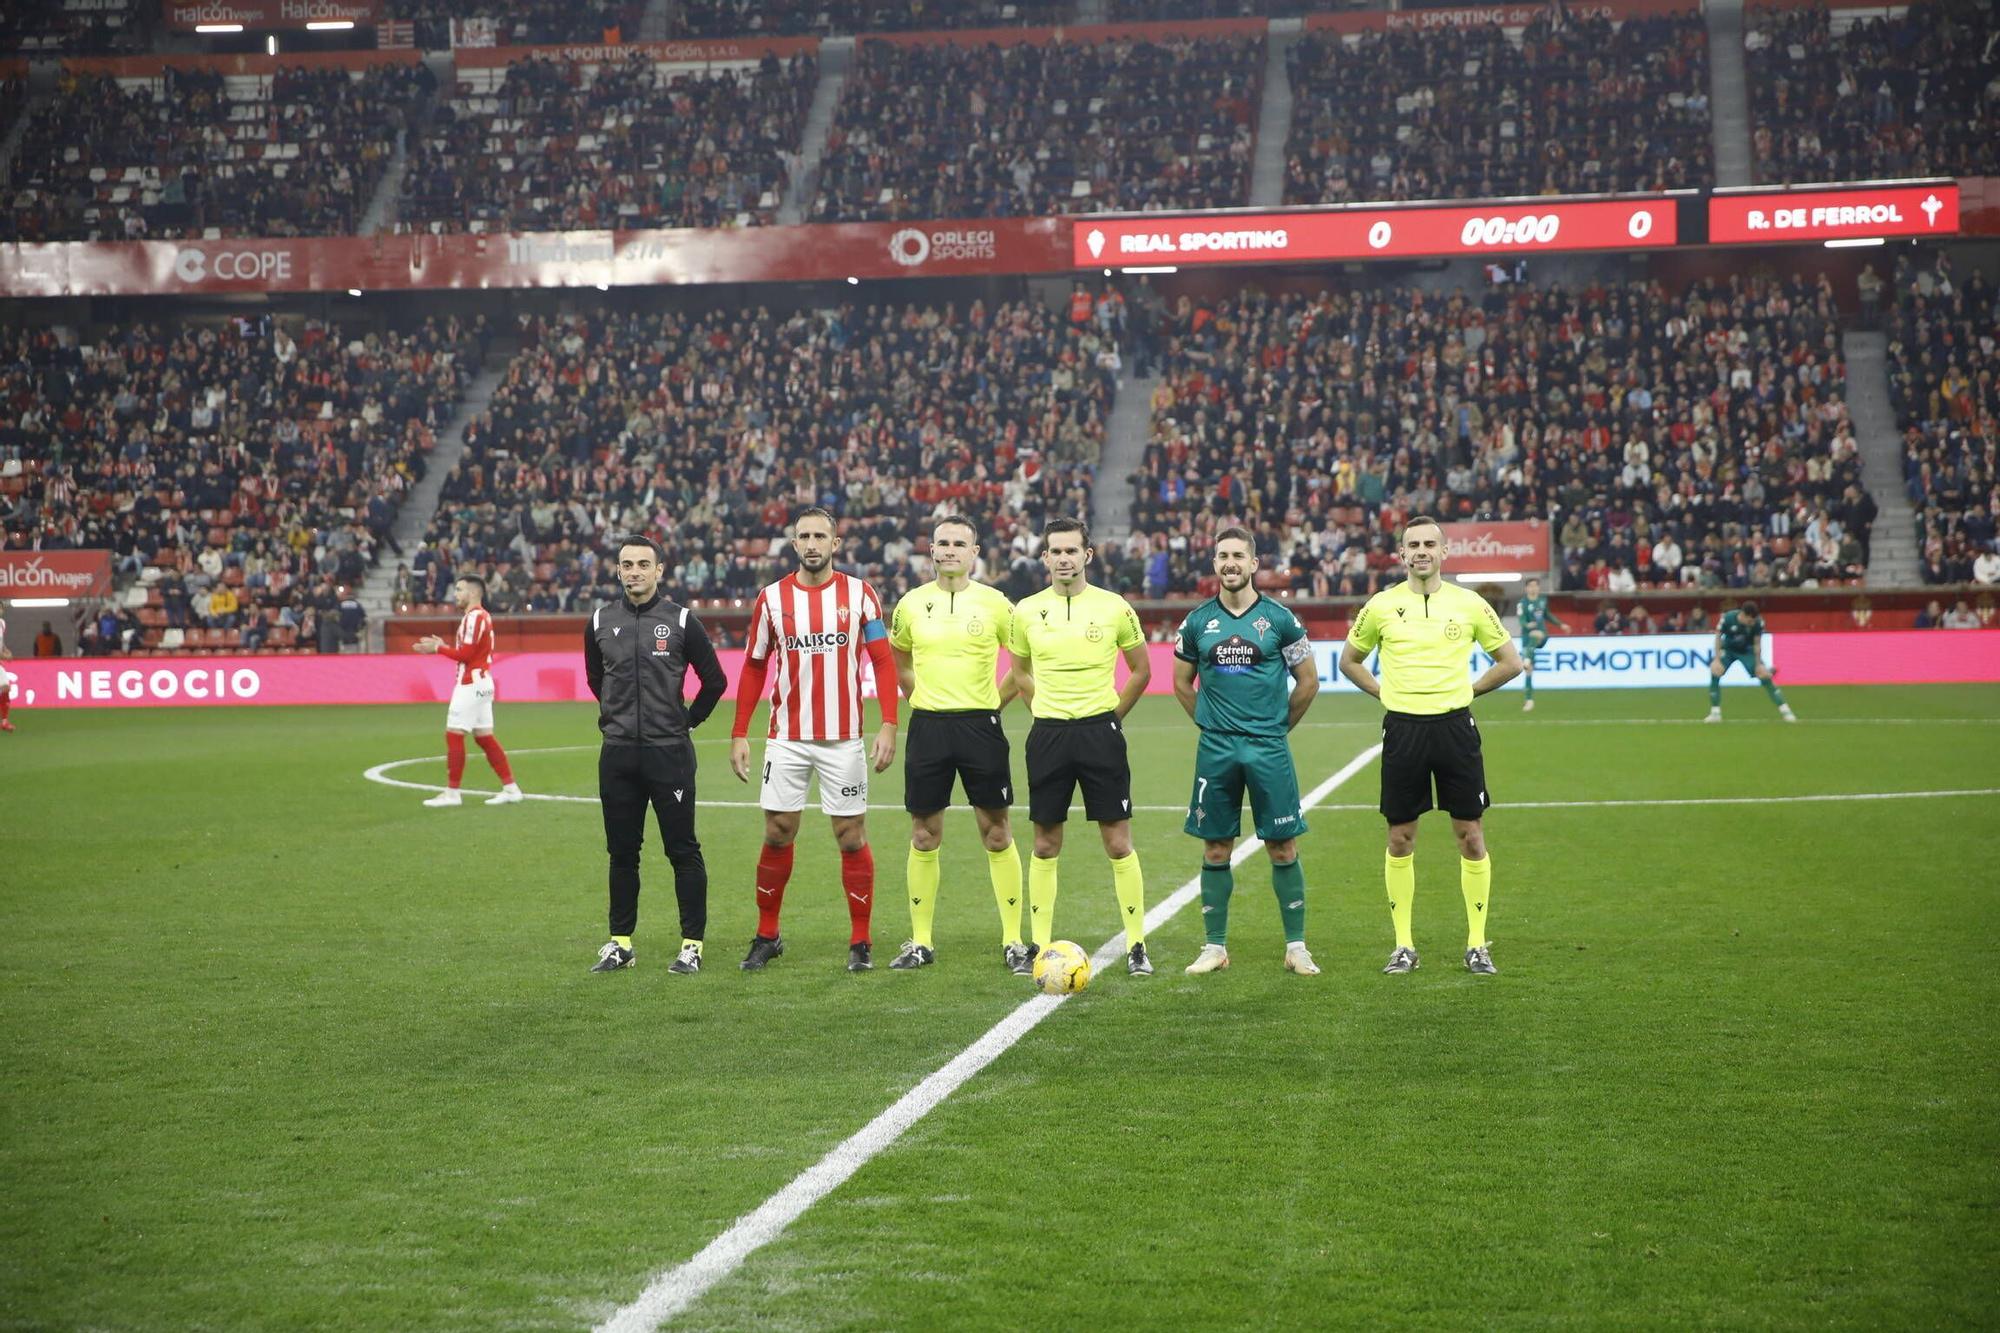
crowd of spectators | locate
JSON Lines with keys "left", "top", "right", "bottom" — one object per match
{"left": 1, "top": 0, "right": 141, "bottom": 55}
{"left": 384, "top": 0, "right": 633, "bottom": 51}
{"left": 1285, "top": 11, "right": 1711, "bottom": 205}
{"left": 399, "top": 50, "right": 815, "bottom": 233}
{"left": 1746, "top": 0, "right": 2000, "bottom": 184}
{"left": 4, "top": 62, "right": 435, "bottom": 243}
{"left": 671, "top": 1, "right": 1070, "bottom": 38}
{"left": 811, "top": 34, "right": 1260, "bottom": 222}
{"left": 1885, "top": 251, "right": 1999, "bottom": 586}
{"left": 414, "top": 297, "right": 1115, "bottom": 618}
{"left": 1127, "top": 273, "right": 1873, "bottom": 598}
{"left": 0, "top": 314, "right": 484, "bottom": 653}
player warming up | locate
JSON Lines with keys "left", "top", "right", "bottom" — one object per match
{"left": 1340, "top": 517, "right": 1522, "bottom": 976}
{"left": 731, "top": 507, "right": 899, "bottom": 973}
{"left": 1006, "top": 518, "right": 1155, "bottom": 977}
{"left": 886, "top": 516, "right": 1029, "bottom": 973}
{"left": 414, "top": 575, "right": 523, "bottom": 807}
{"left": 1173, "top": 527, "right": 1322, "bottom": 977}
{"left": 1705, "top": 600, "right": 1796, "bottom": 723}
{"left": 1515, "top": 577, "right": 1565, "bottom": 712}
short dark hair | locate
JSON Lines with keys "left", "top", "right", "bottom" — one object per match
{"left": 794, "top": 505, "right": 837, "bottom": 533}
{"left": 1739, "top": 599, "right": 1760, "bottom": 616}
{"left": 615, "top": 535, "right": 666, "bottom": 564}
{"left": 1400, "top": 515, "right": 1443, "bottom": 541}
{"left": 933, "top": 513, "right": 979, "bottom": 542}
{"left": 1213, "top": 525, "right": 1256, "bottom": 553}
{"left": 1043, "top": 516, "right": 1090, "bottom": 548}
{"left": 455, "top": 574, "right": 488, "bottom": 600}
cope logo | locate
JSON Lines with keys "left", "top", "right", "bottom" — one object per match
{"left": 172, "top": 247, "right": 294, "bottom": 284}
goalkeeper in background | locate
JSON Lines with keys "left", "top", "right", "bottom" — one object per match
{"left": 1515, "top": 577, "right": 1565, "bottom": 712}
{"left": 1705, "top": 600, "right": 1796, "bottom": 723}
{"left": 1172, "top": 527, "right": 1322, "bottom": 977}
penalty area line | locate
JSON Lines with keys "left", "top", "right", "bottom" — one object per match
{"left": 593, "top": 738, "right": 1384, "bottom": 1333}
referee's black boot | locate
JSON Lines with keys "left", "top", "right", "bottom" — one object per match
{"left": 591, "top": 941, "right": 635, "bottom": 972}
{"left": 889, "top": 941, "right": 935, "bottom": 970}
{"left": 740, "top": 934, "right": 784, "bottom": 970}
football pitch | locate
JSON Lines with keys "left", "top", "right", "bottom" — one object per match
{"left": 4, "top": 685, "right": 1998, "bottom": 1330}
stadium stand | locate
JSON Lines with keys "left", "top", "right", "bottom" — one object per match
{"left": 1128, "top": 275, "right": 1871, "bottom": 597}
{"left": 810, "top": 33, "right": 1262, "bottom": 222}
{"left": 385, "top": 0, "right": 634, "bottom": 52}
{"left": 0, "top": 315, "right": 483, "bottom": 653}
{"left": 1284, "top": 10, "right": 1712, "bottom": 204}
{"left": 414, "top": 298, "right": 1115, "bottom": 615}
{"left": 670, "top": 1, "right": 1072, "bottom": 38}
{"left": 3, "top": 61, "right": 436, "bottom": 243}
{"left": 1745, "top": 0, "right": 2000, "bottom": 185}
{"left": 398, "top": 49, "right": 816, "bottom": 233}
{"left": 1, "top": 0, "right": 142, "bottom": 55}
{"left": 1885, "top": 251, "right": 1999, "bottom": 586}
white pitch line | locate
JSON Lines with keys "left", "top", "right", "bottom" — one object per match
{"left": 593, "top": 739, "right": 1385, "bottom": 1333}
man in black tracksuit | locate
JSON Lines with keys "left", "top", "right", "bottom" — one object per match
{"left": 584, "top": 537, "right": 728, "bottom": 975}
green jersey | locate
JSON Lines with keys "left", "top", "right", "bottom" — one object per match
{"left": 1175, "top": 594, "right": 1311, "bottom": 736}
{"left": 1518, "top": 593, "right": 1554, "bottom": 636}
{"left": 1717, "top": 609, "right": 1763, "bottom": 657}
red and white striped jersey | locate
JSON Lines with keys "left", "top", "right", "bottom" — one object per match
{"left": 451, "top": 606, "right": 494, "bottom": 685}
{"left": 746, "top": 572, "right": 885, "bottom": 741}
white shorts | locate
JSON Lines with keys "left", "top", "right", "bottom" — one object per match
{"left": 760, "top": 737, "right": 869, "bottom": 816}
{"left": 445, "top": 678, "right": 495, "bottom": 732}
{"left": 0, "top": 665, "right": 14, "bottom": 693}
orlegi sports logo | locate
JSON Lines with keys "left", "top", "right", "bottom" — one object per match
{"left": 888, "top": 227, "right": 997, "bottom": 267}
{"left": 784, "top": 631, "right": 850, "bottom": 653}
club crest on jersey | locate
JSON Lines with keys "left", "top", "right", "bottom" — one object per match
{"left": 1253, "top": 616, "right": 1272, "bottom": 640}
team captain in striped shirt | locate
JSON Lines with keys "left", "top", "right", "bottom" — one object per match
{"left": 729, "top": 506, "right": 901, "bottom": 972}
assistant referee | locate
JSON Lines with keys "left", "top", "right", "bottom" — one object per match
{"left": 1340, "top": 516, "right": 1522, "bottom": 977}
{"left": 885, "top": 515, "right": 1028, "bottom": 974}
{"left": 583, "top": 536, "right": 728, "bottom": 976}
{"left": 1005, "top": 517, "right": 1156, "bottom": 977}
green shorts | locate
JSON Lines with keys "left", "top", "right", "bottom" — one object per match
{"left": 1184, "top": 731, "right": 1307, "bottom": 842}
{"left": 1715, "top": 649, "right": 1761, "bottom": 678}
{"left": 1520, "top": 630, "right": 1548, "bottom": 658}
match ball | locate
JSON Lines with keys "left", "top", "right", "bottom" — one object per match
{"left": 1033, "top": 940, "right": 1092, "bottom": 996}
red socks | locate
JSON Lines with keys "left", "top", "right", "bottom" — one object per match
{"left": 756, "top": 843, "right": 794, "bottom": 938}
{"left": 444, "top": 732, "right": 466, "bottom": 788}
{"left": 842, "top": 845, "right": 875, "bottom": 945}
{"left": 0, "top": 689, "right": 10, "bottom": 721}
{"left": 475, "top": 734, "right": 513, "bottom": 784}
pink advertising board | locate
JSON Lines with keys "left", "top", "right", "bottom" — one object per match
{"left": 7, "top": 633, "right": 1996, "bottom": 710}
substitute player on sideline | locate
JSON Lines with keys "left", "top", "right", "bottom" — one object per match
{"left": 414, "top": 575, "right": 524, "bottom": 807}
{"left": 1515, "top": 576, "right": 1565, "bottom": 712}
{"left": 886, "top": 515, "right": 1029, "bottom": 973}
{"left": 730, "top": 507, "right": 899, "bottom": 973}
{"left": 1704, "top": 600, "right": 1796, "bottom": 723}
{"left": 1172, "top": 527, "right": 1322, "bottom": 977}
{"left": 1340, "top": 516, "right": 1522, "bottom": 976}
{"left": 584, "top": 537, "right": 729, "bottom": 975}
{"left": 1005, "top": 517, "right": 1155, "bottom": 977}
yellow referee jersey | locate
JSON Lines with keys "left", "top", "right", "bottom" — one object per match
{"left": 1345, "top": 579, "right": 1510, "bottom": 714}
{"left": 889, "top": 579, "right": 1015, "bottom": 711}
{"left": 1008, "top": 584, "right": 1144, "bottom": 720}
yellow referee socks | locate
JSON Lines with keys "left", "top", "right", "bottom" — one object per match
{"left": 906, "top": 846, "right": 941, "bottom": 950}
{"left": 987, "top": 842, "right": 1024, "bottom": 945}
{"left": 1028, "top": 855, "right": 1060, "bottom": 949}
{"left": 1385, "top": 852, "right": 1416, "bottom": 951}
{"left": 1460, "top": 855, "right": 1491, "bottom": 949}
{"left": 1110, "top": 851, "right": 1146, "bottom": 946}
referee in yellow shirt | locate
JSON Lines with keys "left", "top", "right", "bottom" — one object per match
{"left": 885, "top": 516, "right": 1030, "bottom": 973}
{"left": 1005, "top": 517, "right": 1156, "bottom": 977}
{"left": 1340, "top": 516, "right": 1523, "bottom": 976}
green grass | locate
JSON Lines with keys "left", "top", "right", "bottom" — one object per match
{"left": 4, "top": 687, "right": 1998, "bottom": 1330}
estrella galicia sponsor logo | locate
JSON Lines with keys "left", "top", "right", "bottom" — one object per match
{"left": 1211, "top": 635, "right": 1261, "bottom": 675}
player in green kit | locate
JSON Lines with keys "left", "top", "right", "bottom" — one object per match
{"left": 886, "top": 516, "right": 1030, "bottom": 972}
{"left": 1171, "top": 527, "right": 1322, "bottom": 976}
{"left": 1705, "top": 600, "right": 1796, "bottom": 722}
{"left": 1515, "top": 577, "right": 1565, "bottom": 712}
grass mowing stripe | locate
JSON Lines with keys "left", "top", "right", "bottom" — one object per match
{"left": 595, "top": 739, "right": 1384, "bottom": 1333}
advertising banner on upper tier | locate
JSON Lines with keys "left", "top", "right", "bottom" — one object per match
{"left": 11, "top": 632, "right": 1997, "bottom": 710}
{"left": 0, "top": 551, "right": 115, "bottom": 599}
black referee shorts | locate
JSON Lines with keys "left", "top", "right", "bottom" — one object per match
{"left": 1380, "top": 707, "right": 1491, "bottom": 825}
{"left": 1026, "top": 712, "right": 1133, "bottom": 826}
{"left": 904, "top": 708, "right": 1013, "bottom": 814}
